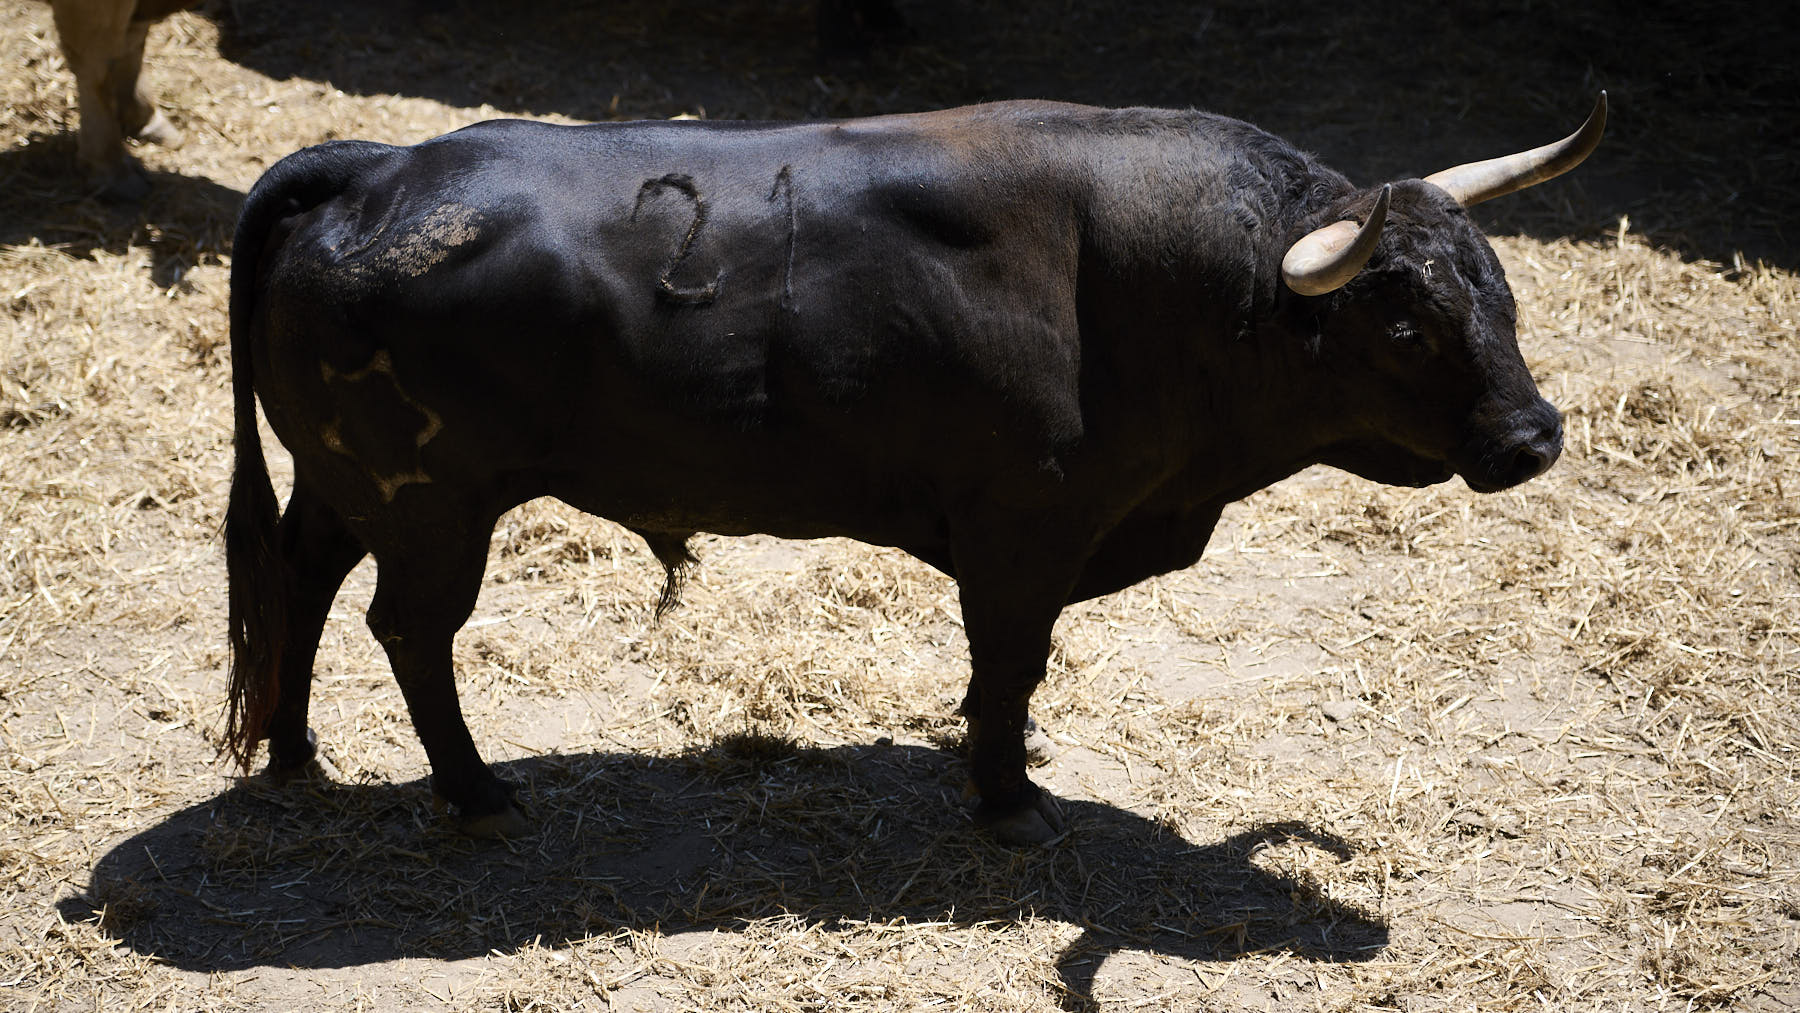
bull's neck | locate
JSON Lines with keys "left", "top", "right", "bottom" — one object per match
{"left": 1049, "top": 114, "right": 1358, "bottom": 504}
{"left": 1074, "top": 229, "right": 1342, "bottom": 509}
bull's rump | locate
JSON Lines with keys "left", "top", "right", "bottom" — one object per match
{"left": 248, "top": 112, "right": 1086, "bottom": 545}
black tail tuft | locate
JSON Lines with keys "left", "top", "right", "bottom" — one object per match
{"left": 223, "top": 439, "right": 287, "bottom": 771}
{"left": 642, "top": 532, "right": 699, "bottom": 621}
{"left": 221, "top": 140, "right": 391, "bottom": 769}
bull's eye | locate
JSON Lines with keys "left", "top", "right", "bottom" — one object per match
{"left": 1388, "top": 321, "right": 1425, "bottom": 349}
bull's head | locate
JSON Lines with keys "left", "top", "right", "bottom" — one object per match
{"left": 1280, "top": 94, "right": 1605, "bottom": 494}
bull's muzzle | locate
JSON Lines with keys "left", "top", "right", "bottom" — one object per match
{"left": 1464, "top": 400, "right": 1563, "bottom": 492}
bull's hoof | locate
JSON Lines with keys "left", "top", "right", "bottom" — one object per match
{"left": 458, "top": 801, "right": 532, "bottom": 839}
{"left": 975, "top": 786, "right": 1068, "bottom": 846}
{"left": 264, "top": 728, "right": 338, "bottom": 784}
{"left": 436, "top": 775, "right": 530, "bottom": 839}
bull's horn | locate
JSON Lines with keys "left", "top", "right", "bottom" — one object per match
{"left": 1282, "top": 183, "right": 1391, "bottom": 297}
{"left": 1424, "top": 92, "right": 1607, "bottom": 207}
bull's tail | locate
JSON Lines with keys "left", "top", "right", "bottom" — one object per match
{"left": 223, "top": 141, "right": 391, "bottom": 770}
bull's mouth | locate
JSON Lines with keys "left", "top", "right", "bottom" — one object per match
{"left": 1454, "top": 447, "right": 1561, "bottom": 493}
{"left": 1460, "top": 471, "right": 1516, "bottom": 494}
{"left": 1411, "top": 462, "right": 1458, "bottom": 487}
{"left": 1459, "top": 463, "right": 1550, "bottom": 494}
{"left": 1460, "top": 475, "right": 1507, "bottom": 494}
{"left": 1392, "top": 458, "right": 1456, "bottom": 488}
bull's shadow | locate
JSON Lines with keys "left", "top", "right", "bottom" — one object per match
{"left": 60, "top": 741, "right": 1386, "bottom": 1006}
{"left": 0, "top": 133, "right": 242, "bottom": 287}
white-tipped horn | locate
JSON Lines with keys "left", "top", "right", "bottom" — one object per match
{"left": 1424, "top": 92, "right": 1607, "bottom": 207}
{"left": 1282, "top": 184, "right": 1391, "bottom": 297}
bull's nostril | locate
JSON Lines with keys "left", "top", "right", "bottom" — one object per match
{"left": 1509, "top": 444, "right": 1556, "bottom": 483}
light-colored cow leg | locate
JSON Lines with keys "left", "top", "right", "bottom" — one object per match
{"left": 110, "top": 18, "right": 180, "bottom": 147}
{"left": 50, "top": 0, "right": 150, "bottom": 200}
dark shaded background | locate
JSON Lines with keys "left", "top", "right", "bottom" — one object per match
{"left": 209, "top": 0, "right": 1795, "bottom": 268}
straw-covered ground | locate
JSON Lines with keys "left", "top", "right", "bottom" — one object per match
{"left": 2, "top": 1, "right": 1796, "bottom": 1009}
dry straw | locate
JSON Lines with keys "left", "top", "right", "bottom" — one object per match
{"left": 2, "top": 1, "right": 1796, "bottom": 1010}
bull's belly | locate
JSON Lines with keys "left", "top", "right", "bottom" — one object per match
{"left": 542, "top": 456, "right": 955, "bottom": 565}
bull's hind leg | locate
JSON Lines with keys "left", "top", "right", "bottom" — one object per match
{"left": 264, "top": 481, "right": 367, "bottom": 778}
{"left": 363, "top": 509, "right": 525, "bottom": 838}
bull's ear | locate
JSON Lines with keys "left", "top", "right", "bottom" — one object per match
{"left": 1424, "top": 92, "right": 1606, "bottom": 207}
{"left": 1281, "top": 184, "right": 1391, "bottom": 297}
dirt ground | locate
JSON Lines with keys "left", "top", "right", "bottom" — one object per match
{"left": 3, "top": 1, "right": 1797, "bottom": 1010}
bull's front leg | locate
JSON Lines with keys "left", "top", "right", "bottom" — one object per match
{"left": 958, "top": 691, "right": 1057, "bottom": 767}
{"left": 952, "top": 537, "right": 1082, "bottom": 846}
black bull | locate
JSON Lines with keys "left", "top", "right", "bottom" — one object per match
{"left": 226, "top": 97, "right": 1603, "bottom": 843}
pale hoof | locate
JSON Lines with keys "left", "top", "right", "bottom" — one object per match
{"left": 134, "top": 109, "right": 182, "bottom": 148}
{"left": 459, "top": 802, "right": 532, "bottom": 839}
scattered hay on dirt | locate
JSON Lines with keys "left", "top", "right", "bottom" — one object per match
{"left": 3, "top": 1, "right": 1797, "bottom": 1010}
